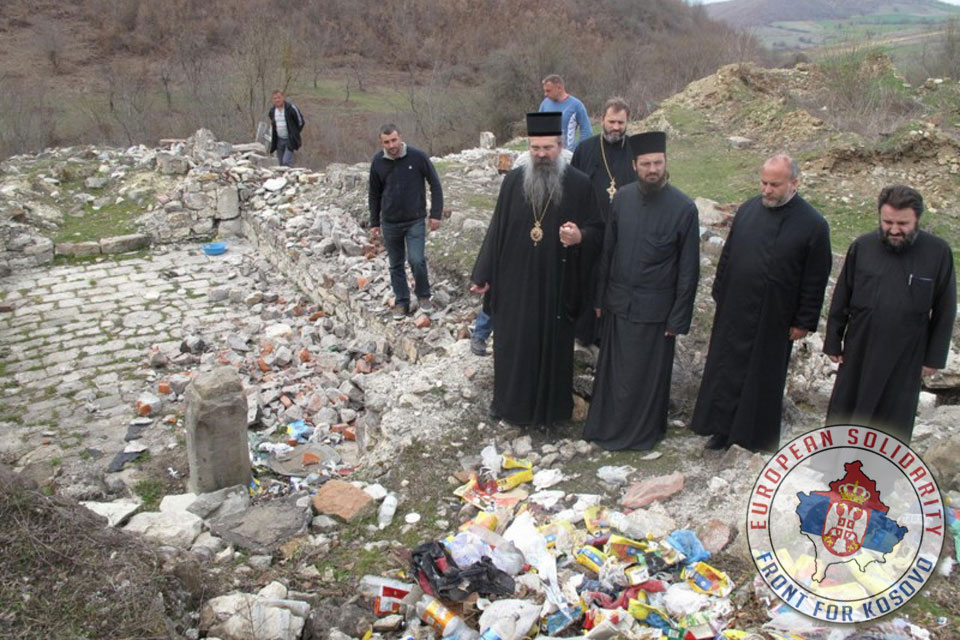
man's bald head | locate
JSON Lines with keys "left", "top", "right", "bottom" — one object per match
{"left": 760, "top": 154, "right": 799, "bottom": 208}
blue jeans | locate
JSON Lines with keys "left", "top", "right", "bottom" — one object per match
{"left": 474, "top": 310, "right": 493, "bottom": 340}
{"left": 275, "top": 138, "right": 294, "bottom": 166}
{"left": 382, "top": 218, "right": 430, "bottom": 307}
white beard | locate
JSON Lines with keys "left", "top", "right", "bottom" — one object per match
{"left": 522, "top": 154, "right": 567, "bottom": 210}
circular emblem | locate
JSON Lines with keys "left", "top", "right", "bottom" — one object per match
{"left": 746, "top": 425, "right": 943, "bottom": 623}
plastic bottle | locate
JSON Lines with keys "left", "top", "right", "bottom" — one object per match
{"left": 416, "top": 594, "right": 477, "bottom": 638}
{"left": 378, "top": 493, "right": 398, "bottom": 529}
{"left": 607, "top": 510, "right": 645, "bottom": 540}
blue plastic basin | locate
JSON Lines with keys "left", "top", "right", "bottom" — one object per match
{"left": 203, "top": 242, "right": 227, "bottom": 256}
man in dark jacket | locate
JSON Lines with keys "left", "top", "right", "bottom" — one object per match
{"left": 369, "top": 124, "right": 444, "bottom": 318}
{"left": 268, "top": 90, "right": 305, "bottom": 167}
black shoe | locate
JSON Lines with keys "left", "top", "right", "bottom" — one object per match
{"left": 705, "top": 433, "right": 728, "bottom": 450}
{"left": 470, "top": 336, "right": 488, "bottom": 356}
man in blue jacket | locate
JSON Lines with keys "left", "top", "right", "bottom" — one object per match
{"left": 369, "top": 124, "right": 444, "bottom": 318}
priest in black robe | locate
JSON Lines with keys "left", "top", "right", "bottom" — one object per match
{"left": 824, "top": 185, "right": 956, "bottom": 443}
{"left": 571, "top": 97, "right": 638, "bottom": 345}
{"left": 470, "top": 113, "right": 602, "bottom": 428}
{"left": 583, "top": 132, "right": 700, "bottom": 450}
{"left": 691, "top": 154, "right": 832, "bottom": 452}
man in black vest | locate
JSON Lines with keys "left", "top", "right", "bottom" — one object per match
{"left": 268, "top": 90, "right": 305, "bottom": 167}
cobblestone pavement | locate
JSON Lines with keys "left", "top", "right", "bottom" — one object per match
{"left": 0, "top": 243, "right": 254, "bottom": 480}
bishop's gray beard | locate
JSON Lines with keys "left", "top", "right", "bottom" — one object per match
{"left": 523, "top": 155, "right": 567, "bottom": 210}
{"left": 638, "top": 170, "right": 669, "bottom": 195}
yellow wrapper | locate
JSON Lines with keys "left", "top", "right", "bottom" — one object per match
{"left": 683, "top": 561, "right": 733, "bottom": 597}
{"left": 583, "top": 505, "right": 610, "bottom": 534}
{"left": 502, "top": 455, "right": 533, "bottom": 470}
{"left": 575, "top": 546, "right": 608, "bottom": 574}
{"left": 606, "top": 534, "right": 648, "bottom": 563}
{"left": 496, "top": 469, "right": 533, "bottom": 491}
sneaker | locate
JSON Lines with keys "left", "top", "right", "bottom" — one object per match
{"left": 418, "top": 297, "right": 435, "bottom": 313}
{"left": 470, "top": 335, "right": 488, "bottom": 356}
{"left": 391, "top": 303, "right": 409, "bottom": 319}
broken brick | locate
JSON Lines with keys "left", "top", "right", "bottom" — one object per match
{"left": 311, "top": 479, "right": 374, "bottom": 522}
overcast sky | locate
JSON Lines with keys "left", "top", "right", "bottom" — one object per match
{"left": 697, "top": 0, "right": 960, "bottom": 5}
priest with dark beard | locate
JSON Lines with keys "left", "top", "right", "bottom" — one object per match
{"left": 571, "top": 97, "right": 638, "bottom": 344}
{"left": 470, "top": 112, "right": 602, "bottom": 428}
{"left": 691, "top": 154, "right": 832, "bottom": 452}
{"left": 824, "top": 185, "right": 956, "bottom": 443}
{"left": 583, "top": 132, "right": 699, "bottom": 450}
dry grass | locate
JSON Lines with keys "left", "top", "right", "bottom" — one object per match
{"left": 0, "top": 465, "right": 196, "bottom": 639}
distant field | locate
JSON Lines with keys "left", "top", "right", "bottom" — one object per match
{"left": 755, "top": 11, "right": 958, "bottom": 53}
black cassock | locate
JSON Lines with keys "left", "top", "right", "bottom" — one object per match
{"left": 824, "top": 231, "right": 956, "bottom": 442}
{"left": 571, "top": 135, "right": 637, "bottom": 344}
{"left": 691, "top": 194, "right": 832, "bottom": 452}
{"left": 583, "top": 183, "right": 700, "bottom": 450}
{"left": 471, "top": 166, "right": 602, "bottom": 427}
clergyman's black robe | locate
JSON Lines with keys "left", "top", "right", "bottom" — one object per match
{"left": 571, "top": 135, "right": 637, "bottom": 344}
{"left": 691, "top": 194, "right": 832, "bottom": 452}
{"left": 583, "top": 183, "right": 700, "bottom": 450}
{"left": 471, "top": 165, "right": 602, "bottom": 426}
{"left": 824, "top": 230, "right": 956, "bottom": 442}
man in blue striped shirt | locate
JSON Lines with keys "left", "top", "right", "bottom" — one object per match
{"left": 539, "top": 74, "right": 592, "bottom": 152}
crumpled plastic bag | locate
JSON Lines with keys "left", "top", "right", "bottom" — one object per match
{"left": 478, "top": 599, "right": 541, "bottom": 640}
{"left": 481, "top": 443, "right": 501, "bottom": 476}
{"left": 504, "top": 511, "right": 563, "bottom": 608}
{"left": 533, "top": 468, "right": 565, "bottom": 490}
{"left": 596, "top": 465, "right": 634, "bottom": 485}
{"left": 666, "top": 529, "right": 711, "bottom": 565}
{"left": 662, "top": 582, "right": 711, "bottom": 617}
{"left": 447, "top": 531, "right": 492, "bottom": 568}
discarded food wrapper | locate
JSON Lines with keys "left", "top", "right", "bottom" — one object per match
{"left": 624, "top": 563, "right": 650, "bottom": 586}
{"left": 496, "top": 469, "right": 534, "bottom": 492}
{"left": 627, "top": 598, "right": 675, "bottom": 631}
{"left": 360, "top": 575, "right": 415, "bottom": 617}
{"left": 286, "top": 419, "right": 312, "bottom": 444}
{"left": 583, "top": 505, "right": 610, "bottom": 534}
{"left": 576, "top": 545, "right": 608, "bottom": 574}
{"left": 541, "top": 605, "right": 584, "bottom": 635}
{"left": 502, "top": 454, "right": 533, "bottom": 470}
{"left": 460, "top": 511, "right": 498, "bottom": 533}
{"left": 683, "top": 561, "right": 733, "bottom": 597}
{"left": 606, "top": 534, "right": 648, "bottom": 563}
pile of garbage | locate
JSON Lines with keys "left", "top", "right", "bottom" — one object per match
{"left": 350, "top": 442, "right": 953, "bottom": 640}
{"left": 357, "top": 444, "right": 739, "bottom": 639}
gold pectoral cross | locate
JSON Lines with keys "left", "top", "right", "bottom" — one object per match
{"left": 606, "top": 180, "right": 617, "bottom": 202}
